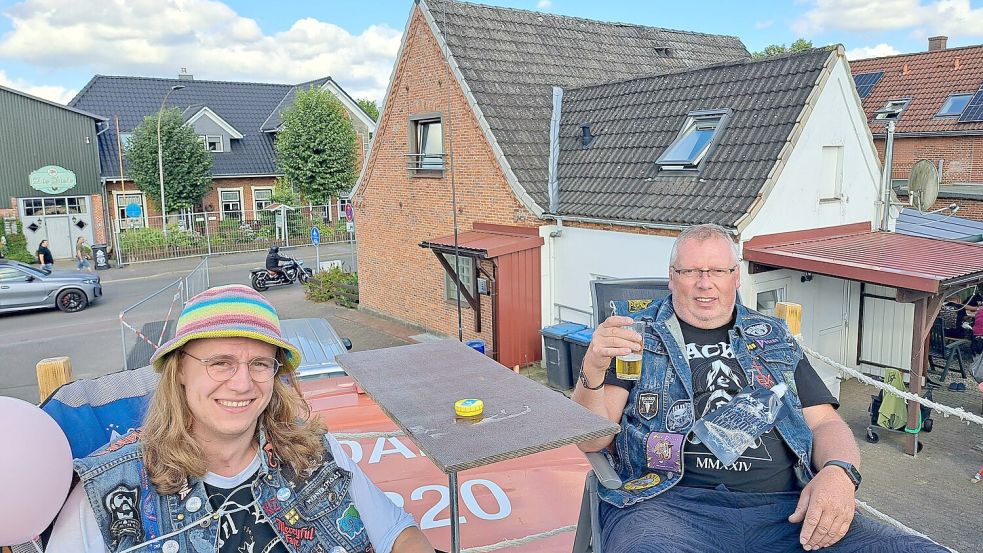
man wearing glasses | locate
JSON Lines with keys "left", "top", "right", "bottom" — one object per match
{"left": 49, "top": 284, "right": 434, "bottom": 553}
{"left": 572, "top": 224, "right": 945, "bottom": 552}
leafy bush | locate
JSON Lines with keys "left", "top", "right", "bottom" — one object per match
{"left": 304, "top": 267, "right": 358, "bottom": 307}
{"left": 1, "top": 220, "right": 35, "bottom": 263}
{"left": 118, "top": 225, "right": 204, "bottom": 253}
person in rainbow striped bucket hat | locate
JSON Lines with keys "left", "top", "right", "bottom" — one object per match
{"left": 48, "top": 284, "right": 433, "bottom": 553}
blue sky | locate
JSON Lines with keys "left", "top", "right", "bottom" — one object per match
{"left": 1, "top": 0, "right": 982, "bottom": 104}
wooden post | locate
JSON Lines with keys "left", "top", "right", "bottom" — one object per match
{"left": 36, "top": 356, "right": 72, "bottom": 402}
{"left": 905, "top": 298, "right": 927, "bottom": 455}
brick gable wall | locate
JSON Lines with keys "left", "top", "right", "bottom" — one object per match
{"left": 354, "top": 7, "right": 545, "bottom": 351}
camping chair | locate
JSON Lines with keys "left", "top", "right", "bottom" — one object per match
{"left": 571, "top": 452, "right": 621, "bottom": 553}
{"left": 928, "top": 318, "right": 968, "bottom": 386}
{"left": 9, "top": 367, "right": 160, "bottom": 553}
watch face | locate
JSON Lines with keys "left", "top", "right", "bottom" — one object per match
{"left": 827, "top": 461, "right": 861, "bottom": 488}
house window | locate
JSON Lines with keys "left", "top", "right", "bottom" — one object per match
{"left": 115, "top": 193, "right": 146, "bottom": 228}
{"left": 656, "top": 110, "right": 729, "bottom": 170}
{"left": 936, "top": 93, "right": 973, "bottom": 117}
{"left": 253, "top": 188, "right": 273, "bottom": 212}
{"left": 819, "top": 146, "right": 844, "bottom": 200}
{"left": 408, "top": 114, "right": 444, "bottom": 174}
{"left": 442, "top": 253, "right": 474, "bottom": 304}
{"left": 119, "top": 133, "right": 133, "bottom": 148}
{"left": 199, "top": 135, "right": 224, "bottom": 152}
{"left": 219, "top": 189, "right": 243, "bottom": 220}
{"left": 875, "top": 99, "right": 910, "bottom": 120}
{"left": 756, "top": 286, "right": 787, "bottom": 317}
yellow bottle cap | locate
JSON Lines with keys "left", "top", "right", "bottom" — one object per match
{"left": 454, "top": 398, "right": 484, "bottom": 417}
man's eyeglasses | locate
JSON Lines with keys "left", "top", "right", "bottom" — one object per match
{"left": 181, "top": 351, "right": 282, "bottom": 382}
{"left": 670, "top": 266, "right": 738, "bottom": 280}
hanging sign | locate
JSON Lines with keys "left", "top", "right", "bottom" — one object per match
{"left": 29, "top": 165, "right": 77, "bottom": 194}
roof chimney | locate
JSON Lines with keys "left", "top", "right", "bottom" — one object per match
{"left": 928, "top": 36, "right": 947, "bottom": 52}
{"left": 178, "top": 67, "right": 194, "bottom": 81}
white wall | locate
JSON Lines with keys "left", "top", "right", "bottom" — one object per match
{"left": 540, "top": 225, "right": 675, "bottom": 326}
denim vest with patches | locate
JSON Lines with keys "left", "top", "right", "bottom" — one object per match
{"left": 74, "top": 428, "right": 372, "bottom": 553}
{"left": 598, "top": 296, "right": 815, "bottom": 508}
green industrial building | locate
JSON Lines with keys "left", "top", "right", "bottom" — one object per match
{"left": 0, "top": 84, "right": 106, "bottom": 259}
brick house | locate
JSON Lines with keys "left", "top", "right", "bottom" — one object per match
{"left": 353, "top": 0, "right": 750, "bottom": 367}
{"left": 851, "top": 37, "right": 983, "bottom": 218}
{"left": 69, "top": 72, "right": 376, "bottom": 230}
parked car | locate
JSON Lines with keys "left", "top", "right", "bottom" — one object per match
{"left": 0, "top": 259, "right": 102, "bottom": 313}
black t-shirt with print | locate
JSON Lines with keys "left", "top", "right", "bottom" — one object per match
{"left": 605, "top": 314, "right": 838, "bottom": 493}
{"left": 204, "top": 469, "right": 287, "bottom": 553}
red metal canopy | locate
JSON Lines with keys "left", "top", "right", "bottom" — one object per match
{"left": 743, "top": 222, "right": 983, "bottom": 293}
{"left": 420, "top": 223, "right": 543, "bottom": 259}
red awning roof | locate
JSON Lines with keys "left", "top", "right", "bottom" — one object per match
{"left": 420, "top": 223, "right": 544, "bottom": 258}
{"left": 743, "top": 223, "right": 983, "bottom": 293}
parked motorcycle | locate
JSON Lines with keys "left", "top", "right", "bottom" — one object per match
{"left": 250, "top": 257, "right": 313, "bottom": 291}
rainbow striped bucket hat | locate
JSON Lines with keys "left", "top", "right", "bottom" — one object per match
{"left": 149, "top": 284, "right": 301, "bottom": 372}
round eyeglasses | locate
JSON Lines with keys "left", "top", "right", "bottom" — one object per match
{"left": 181, "top": 351, "right": 282, "bottom": 382}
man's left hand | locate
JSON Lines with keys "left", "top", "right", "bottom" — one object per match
{"left": 788, "top": 465, "right": 856, "bottom": 550}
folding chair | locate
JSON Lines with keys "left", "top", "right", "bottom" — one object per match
{"left": 571, "top": 452, "right": 622, "bottom": 553}
{"left": 928, "top": 318, "right": 968, "bottom": 385}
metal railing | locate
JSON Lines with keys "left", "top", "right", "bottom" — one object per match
{"left": 113, "top": 205, "right": 354, "bottom": 264}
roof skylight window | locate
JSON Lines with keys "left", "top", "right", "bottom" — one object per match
{"left": 656, "top": 110, "right": 729, "bottom": 170}
{"left": 874, "top": 99, "right": 911, "bottom": 120}
{"left": 936, "top": 93, "right": 973, "bottom": 117}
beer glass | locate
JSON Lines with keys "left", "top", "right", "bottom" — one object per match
{"left": 615, "top": 321, "right": 646, "bottom": 380}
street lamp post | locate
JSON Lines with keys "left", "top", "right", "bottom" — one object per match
{"left": 157, "top": 85, "right": 185, "bottom": 236}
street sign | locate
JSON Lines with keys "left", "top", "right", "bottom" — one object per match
{"left": 310, "top": 226, "right": 321, "bottom": 246}
{"left": 125, "top": 203, "right": 142, "bottom": 218}
{"left": 345, "top": 203, "right": 354, "bottom": 221}
{"left": 346, "top": 221, "right": 354, "bottom": 233}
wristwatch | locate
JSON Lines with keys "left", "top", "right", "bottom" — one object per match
{"left": 823, "top": 460, "right": 861, "bottom": 490}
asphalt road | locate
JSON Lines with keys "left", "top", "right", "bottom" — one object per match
{"left": 0, "top": 244, "right": 366, "bottom": 402}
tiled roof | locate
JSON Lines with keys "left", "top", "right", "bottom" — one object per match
{"left": 851, "top": 45, "right": 983, "bottom": 134}
{"left": 423, "top": 0, "right": 749, "bottom": 212}
{"left": 70, "top": 76, "right": 293, "bottom": 179}
{"left": 260, "top": 77, "right": 332, "bottom": 132}
{"left": 555, "top": 48, "right": 833, "bottom": 227}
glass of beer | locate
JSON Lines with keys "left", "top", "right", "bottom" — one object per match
{"left": 615, "top": 321, "right": 645, "bottom": 380}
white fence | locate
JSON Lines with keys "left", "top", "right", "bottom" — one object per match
{"left": 112, "top": 205, "right": 354, "bottom": 264}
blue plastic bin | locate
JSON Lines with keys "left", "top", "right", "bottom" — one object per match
{"left": 540, "top": 322, "right": 588, "bottom": 389}
{"left": 466, "top": 339, "right": 486, "bottom": 354}
{"left": 564, "top": 327, "right": 596, "bottom": 387}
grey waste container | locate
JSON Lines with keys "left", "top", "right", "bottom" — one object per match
{"left": 91, "top": 243, "right": 110, "bottom": 270}
{"left": 540, "top": 322, "right": 587, "bottom": 389}
{"left": 565, "top": 327, "right": 596, "bottom": 387}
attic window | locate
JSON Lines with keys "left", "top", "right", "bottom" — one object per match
{"left": 656, "top": 109, "right": 730, "bottom": 170}
{"left": 199, "top": 135, "right": 224, "bottom": 153}
{"left": 874, "top": 99, "right": 910, "bottom": 120}
{"left": 936, "top": 93, "right": 972, "bottom": 117}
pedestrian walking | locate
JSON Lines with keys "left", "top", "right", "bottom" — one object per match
{"left": 36, "top": 239, "right": 54, "bottom": 271}
{"left": 75, "top": 237, "right": 92, "bottom": 272}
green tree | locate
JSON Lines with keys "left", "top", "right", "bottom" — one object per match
{"left": 276, "top": 88, "right": 358, "bottom": 206}
{"left": 752, "top": 38, "right": 814, "bottom": 59}
{"left": 357, "top": 98, "right": 379, "bottom": 122}
{"left": 124, "top": 108, "right": 213, "bottom": 212}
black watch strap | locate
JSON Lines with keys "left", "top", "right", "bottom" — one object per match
{"left": 823, "top": 460, "right": 861, "bottom": 490}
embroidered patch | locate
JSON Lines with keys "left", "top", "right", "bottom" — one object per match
{"left": 105, "top": 485, "right": 141, "bottom": 540}
{"left": 665, "top": 400, "right": 694, "bottom": 432}
{"left": 750, "top": 359, "right": 776, "bottom": 389}
{"left": 754, "top": 337, "right": 782, "bottom": 348}
{"left": 782, "top": 370, "right": 798, "bottom": 396}
{"left": 646, "top": 432, "right": 684, "bottom": 472}
{"left": 275, "top": 518, "right": 316, "bottom": 547}
{"left": 262, "top": 496, "right": 282, "bottom": 516}
{"left": 622, "top": 472, "right": 662, "bottom": 491}
{"left": 627, "top": 299, "right": 653, "bottom": 313}
{"left": 745, "top": 322, "right": 773, "bottom": 337}
{"left": 285, "top": 507, "right": 301, "bottom": 525}
{"left": 139, "top": 466, "right": 160, "bottom": 543}
{"left": 337, "top": 504, "right": 365, "bottom": 540}
{"left": 93, "top": 431, "right": 141, "bottom": 456}
{"left": 303, "top": 467, "right": 345, "bottom": 511}
{"left": 636, "top": 392, "right": 659, "bottom": 420}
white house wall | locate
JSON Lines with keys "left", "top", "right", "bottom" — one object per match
{"left": 540, "top": 225, "right": 675, "bottom": 327}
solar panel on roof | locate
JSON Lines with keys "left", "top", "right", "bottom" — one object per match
{"left": 958, "top": 85, "right": 983, "bottom": 122}
{"left": 853, "top": 72, "right": 884, "bottom": 99}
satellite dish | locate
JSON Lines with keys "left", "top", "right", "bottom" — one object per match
{"left": 908, "top": 160, "right": 939, "bottom": 212}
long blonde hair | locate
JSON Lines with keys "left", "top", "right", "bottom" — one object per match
{"left": 142, "top": 348, "right": 326, "bottom": 494}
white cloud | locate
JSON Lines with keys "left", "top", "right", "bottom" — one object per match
{"left": 846, "top": 43, "right": 902, "bottom": 60}
{"left": 537, "top": 0, "right": 553, "bottom": 8}
{"left": 0, "top": 70, "right": 76, "bottom": 104}
{"left": 793, "top": 0, "right": 983, "bottom": 38}
{"left": 0, "top": 0, "right": 402, "bottom": 103}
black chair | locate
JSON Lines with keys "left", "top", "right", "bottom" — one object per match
{"left": 928, "top": 318, "right": 968, "bottom": 385}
